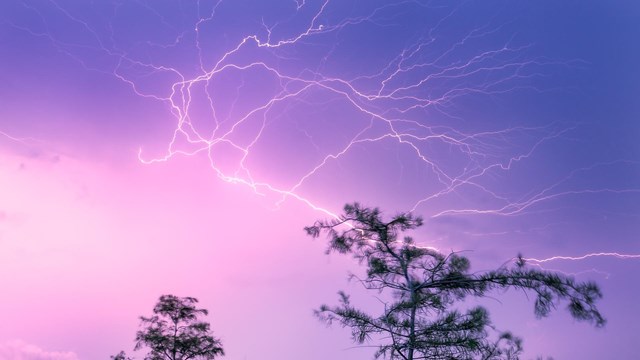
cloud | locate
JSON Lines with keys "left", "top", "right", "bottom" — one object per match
{"left": 0, "top": 340, "right": 79, "bottom": 360}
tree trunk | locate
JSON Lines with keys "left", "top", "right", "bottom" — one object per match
{"left": 408, "top": 303, "right": 417, "bottom": 360}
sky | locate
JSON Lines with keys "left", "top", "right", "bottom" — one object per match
{"left": 0, "top": 0, "right": 639, "bottom": 359}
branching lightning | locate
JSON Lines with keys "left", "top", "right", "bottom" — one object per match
{"left": 527, "top": 252, "right": 640, "bottom": 263}
{"left": 5, "top": 0, "right": 639, "bottom": 270}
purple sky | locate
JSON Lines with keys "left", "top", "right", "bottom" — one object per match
{"left": 1, "top": 1, "right": 639, "bottom": 359}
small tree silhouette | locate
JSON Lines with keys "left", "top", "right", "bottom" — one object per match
{"left": 305, "top": 203, "right": 605, "bottom": 360}
{"left": 111, "top": 351, "right": 133, "bottom": 360}
{"left": 112, "top": 295, "right": 224, "bottom": 360}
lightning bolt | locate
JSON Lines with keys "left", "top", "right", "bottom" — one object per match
{"left": 0, "top": 130, "right": 42, "bottom": 146}
{"left": 527, "top": 252, "right": 640, "bottom": 263}
{"left": 5, "top": 0, "right": 639, "bottom": 269}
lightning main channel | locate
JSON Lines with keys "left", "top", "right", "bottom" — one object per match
{"left": 6, "top": 0, "right": 639, "bottom": 267}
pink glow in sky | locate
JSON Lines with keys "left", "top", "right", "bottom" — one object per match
{"left": 1, "top": 1, "right": 639, "bottom": 359}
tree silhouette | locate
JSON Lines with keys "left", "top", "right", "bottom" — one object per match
{"left": 113, "top": 295, "right": 224, "bottom": 360}
{"left": 305, "top": 203, "right": 605, "bottom": 360}
{"left": 111, "top": 351, "right": 133, "bottom": 360}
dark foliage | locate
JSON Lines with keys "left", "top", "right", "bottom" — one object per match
{"left": 305, "top": 203, "right": 604, "bottom": 360}
{"left": 114, "top": 295, "right": 224, "bottom": 360}
{"left": 111, "top": 351, "right": 134, "bottom": 360}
